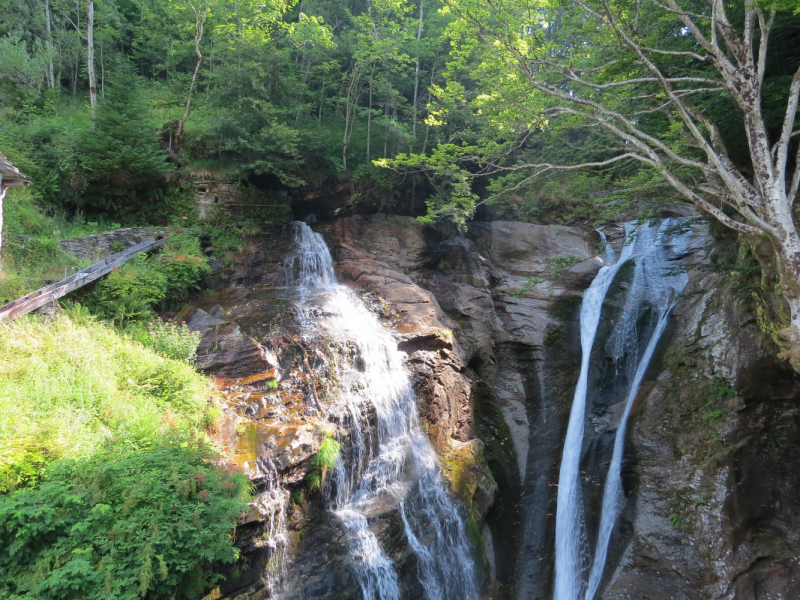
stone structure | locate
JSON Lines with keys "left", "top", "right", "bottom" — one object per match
{"left": 60, "top": 227, "right": 179, "bottom": 260}
{"left": 193, "top": 179, "right": 241, "bottom": 219}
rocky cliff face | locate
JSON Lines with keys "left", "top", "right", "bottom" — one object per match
{"left": 187, "top": 214, "right": 800, "bottom": 600}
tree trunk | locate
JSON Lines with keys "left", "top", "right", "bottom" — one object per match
{"left": 765, "top": 202, "right": 800, "bottom": 371}
{"left": 367, "top": 64, "right": 375, "bottom": 161}
{"left": 44, "top": 0, "right": 55, "bottom": 89}
{"left": 421, "top": 54, "right": 436, "bottom": 155}
{"left": 100, "top": 35, "right": 105, "bottom": 98}
{"left": 411, "top": 0, "right": 424, "bottom": 140}
{"left": 318, "top": 80, "right": 325, "bottom": 125}
{"left": 87, "top": 0, "right": 97, "bottom": 125}
{"left": 176, "top": 2, "right": 208, "bottom": 143}
{"left": 176, "top": 46, "right": 202, "bottom": 141}
{"left": 71, "top": 49, "right": 79, "bottom": 96}
{"left": 295, "top": 54, "right": 311, "bottom": 124}
{"left": 342, "top": 65, "right": 362, "bottom": 172}
{"left": 0, "top": 184, "right": 4, "bottom": 272}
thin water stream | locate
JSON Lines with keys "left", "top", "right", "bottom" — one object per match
{"left": 554, "top": 220, "right": 690, "bottom": 600}
{"left": 285, "top": 222, "right": 480, "bottom": 600}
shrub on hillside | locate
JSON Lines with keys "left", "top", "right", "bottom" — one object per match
{"left": 78, "top": 73, "right": 172, "bottom": 219}
{"left": 85, "top": 233, "right": 212, "bottom": 324}
{"left": 131, "top": 317, "right": 202, "bottom": 364}
{"left": 0, "top": 440, "right": 250, "bottom": 600}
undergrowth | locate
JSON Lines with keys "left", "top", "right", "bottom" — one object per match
{"left": 0, "top": 309, "right": 247, "bottom": 599}
{"left": 80, "top": 232, "right": 212, "bottom": 326}
{"left": 0, "top": 308, "right": 215, "bottom": 492}
{"left": 0, "top": 440, "right": 250, "bottom": 600}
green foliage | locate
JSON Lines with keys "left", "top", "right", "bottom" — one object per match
{"left": 313, "top": 437, "right": 341, "bottom": 471}
{"left": 84, "top": 233, "right": 211, "bottom": 324}
{"left": 711, "top": 379, "right": 737, "bottom": 399}
{"left": 0, "top": 310, "right": 214, "bottom": 485}
{"left": 0, "top": 440, "right": 249, "bottom": 600}
{"left": 668, "top": 513, "right": 683, "bottom": 529}
{"left": 508, "top": 277, "right": 542, "bottom": 298}
{"left": 0, "top": 439, "right": 52, "bottom": 495}
{"left": 464, "top": 511, "right": 488, "bottom": 568}
{"left": 548, "top": 255, "right": 582, "bottom": 282}
{"left": 266, "top": 380, "right": 279, "bottom": 391}
{"left": 77, "top": 74, "right": 172, "bottom": 219}
{"left": 0, "top": 191, "right": 95, "bottom": 305}
{"left": 303, "top": 470, "right": 321, "bottom": 494}
{"left": 129, "top": 317, "right": 202, "bottom": 364}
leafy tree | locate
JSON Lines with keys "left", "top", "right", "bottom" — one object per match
{"left": 387, "top": 0, "right": 800, "bottom": 369}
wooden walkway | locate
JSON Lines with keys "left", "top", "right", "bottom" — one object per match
{"left": 0, "top": 237, "right": 167, "bottom": 322}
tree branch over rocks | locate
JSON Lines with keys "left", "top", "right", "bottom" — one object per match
{"left": 383, "top": 0, "right": 800, "bottom": 370}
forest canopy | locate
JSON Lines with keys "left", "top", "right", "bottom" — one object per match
{"left": 1, "top": 0, "right": 796, "bottom": 227}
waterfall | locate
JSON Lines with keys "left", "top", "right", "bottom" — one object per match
{"left": 286, "top": 222, "right": 480, "bottom": 600}
{"left": 554, "top": 220, "right": 690, "bottom": 600}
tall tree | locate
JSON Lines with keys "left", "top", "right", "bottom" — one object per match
{"left": 59, "top": 0, "right": 99, "bottom": 123}
{"left": 86, "top": 0, "right": 96, "bottom": 121}
{"left": 411, "top": 0, "right": 423, "bottom": 138}
{"left": 43, "top": 0, "right": 55, "bottom": 88}
{"left": 391, "top": 0, "right": 800, "bottom": 369}
{"left": 175, "top": 0, "right": 211, "bottom": 143}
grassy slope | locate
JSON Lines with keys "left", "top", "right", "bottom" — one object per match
{"left": 0, "top": 309, "right": 218, "bottom": 491}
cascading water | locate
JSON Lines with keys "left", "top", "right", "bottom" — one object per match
{"left": 554, "top": 220, "right": 690, "bottom": 600}
{"left": 285, "top": 221, "right": 480, "bottom": 600}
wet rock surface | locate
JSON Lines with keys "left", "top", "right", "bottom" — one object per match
{"left": 601, "top": 237, "right": 800, "bottom": 600}
{"left": 188, "top": 214, "right": 800, "bottom": 599}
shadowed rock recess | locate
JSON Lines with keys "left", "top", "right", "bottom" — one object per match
{"left": 187, "top": 215, "right": 800, "bottom": 600}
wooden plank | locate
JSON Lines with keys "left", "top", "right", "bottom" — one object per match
{"left": 0, "top": 237, "right": 167, "bottom": 322}
{"left": 2, "top": 237, "right": 164, "bottom": 310}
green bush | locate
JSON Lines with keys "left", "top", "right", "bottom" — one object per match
{"left": 0, "top": 440, "right": 250, "bottom": 600}
{"left": 130, "top": 318, "right": 202, "bottom": 364}
{"left": 0, "top": 440, "right": 52, "bottom": 494}
{"left": 85, "top": 233, "right": 211, "bottom": 324}
{"left": 304, "top": 470, "right": 322, "bottom": 494}
{"left": 77, "top": 73, "right": 172, "bottom": 219}
{"left": 508, "top": 277, "right": 542, "bottom": 298}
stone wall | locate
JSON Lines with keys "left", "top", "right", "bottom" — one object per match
{"left": 192, "top": 178, "right": 289, "bottom": 220}
{"left": 193, "top": 179, "right": 241, "bottom": 219}
{"left": 60, "top": 227, "right": 178, "bottom": 260}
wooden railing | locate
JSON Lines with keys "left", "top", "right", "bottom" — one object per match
{"left": 0, "top": 237, "right": 167, "bottom": 322}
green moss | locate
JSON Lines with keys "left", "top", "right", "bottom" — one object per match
{"left": 544, "top": 327, "right": 564, "bottom": 347}
{"left": 442, "top": 443, "right": 484, "bottom": 506}
{"left": 304, "top": 470, "right": 321, "bottom": 494}
{"left": 465, "top": 512, "right": 488, "bottom": 568}
{"left": 664, "top": 356, "right": 741, "bottom": 471}
{"left": 548, "top": 294, "right": 582, "bottom": 321}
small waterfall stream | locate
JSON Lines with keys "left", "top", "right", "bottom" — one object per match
{"left": 285, "top": 222, "right": 480, "bottom": 600}
{"left": 554, "top": 220, "right": 690, "bottom": 600}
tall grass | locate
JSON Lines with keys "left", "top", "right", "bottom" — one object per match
{"left": 0, "top": 308, "right": 216, "bottom": 491}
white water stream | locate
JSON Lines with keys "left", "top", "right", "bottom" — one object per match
{"left": 286, "top": 222, "right": 479, "bottom": 600}
{"left": 554, "top": 220, "right": 690, "bottom": 600}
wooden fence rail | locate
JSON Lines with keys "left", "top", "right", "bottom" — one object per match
{"left": 0, "top": 237, "right": 167, "bottom": 323}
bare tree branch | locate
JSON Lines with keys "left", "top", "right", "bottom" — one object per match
{"left": 775, "top": 66, "right": 800, "bottom": 191}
